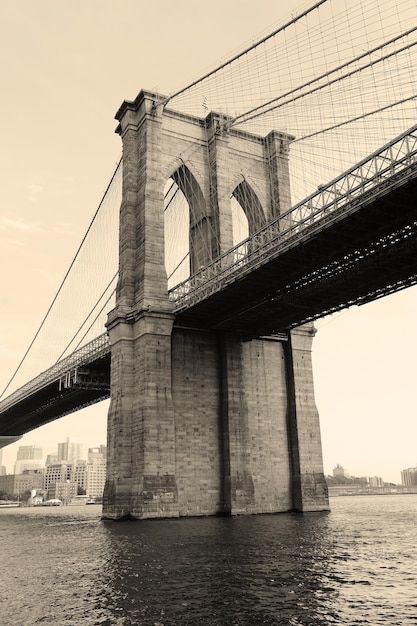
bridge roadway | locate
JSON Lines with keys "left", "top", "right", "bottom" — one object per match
{"left": 1, "top": 125, "right": 416, "bottom": 438}
{"left": 174, "top": 162, "right": 417, "bottom": 334}
{"left": 0, "top": 336, "right": 111, "bottom": 438}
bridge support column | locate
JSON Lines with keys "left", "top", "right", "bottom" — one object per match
{"left": 286, "top": 326, "right": 329, "bottom": 512}
{"left": 104, "top": 310, "right": 178, "bottom": 520}
{"left": 103, "top": 90, "right": 178, "bottom": 520}
{"left": 219, "top": 332, "right": 328, "bottom": 515}
{"left": 219, "top": 335, "right": 255, "bottom": 514}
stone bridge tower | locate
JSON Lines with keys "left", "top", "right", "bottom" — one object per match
{"left": 103, "top": 90, "right": 329, "bottom": 519}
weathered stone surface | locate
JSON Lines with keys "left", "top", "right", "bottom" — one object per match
{"left": 285, "top": 325, "right": 329, "bottom": 512}
{"left": 103, "top": 90, "right": 329, "bottom": 520}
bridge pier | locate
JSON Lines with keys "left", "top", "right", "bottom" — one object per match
{"left": 103, "top": 323, "right": 328, "bottom": 519}
{"left": 285, "top": 326, "right": 329, "bottom": 511}
{"left": 102, "top": 89, "right": 328, "bottom": 519}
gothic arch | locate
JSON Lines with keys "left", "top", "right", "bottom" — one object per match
{"left": 232, "top": 180, "right": 266, "bottom": 235}
{"left": 164, "top": 164, "right": 213, "bottom": 283}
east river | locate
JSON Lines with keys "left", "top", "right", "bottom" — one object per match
{"left": 1, "top": 494, "right": 416, "bottom": 625}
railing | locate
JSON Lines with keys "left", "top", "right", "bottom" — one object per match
{"left": 169, "top": 124, "right": 417, "bottom": 311}
{"left": 2, "top": 125, "right": 417, "bottom": 416}
{"left": 0, "top": 332, "right": 110, "bottom": 414}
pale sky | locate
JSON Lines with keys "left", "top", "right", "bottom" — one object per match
{"left": 0, "top": 0, "right": 416, "bottom": 483}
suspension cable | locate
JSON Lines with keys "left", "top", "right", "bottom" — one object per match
{"left": 162, "top": 0, "right": 328, "bottom": 108}
{"left": 53, "top": 272, "right": 118, "bottom": 364}
{"left": 293, "top": 95, "right": 417, "bottom": 143}
{"left": 0, "top": 160, "right": 122, "bottom": 400}
{"left": 227, "top": 28, "right": 417, "bottom": 127}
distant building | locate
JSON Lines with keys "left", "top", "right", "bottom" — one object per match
{"left": 44, "top": 454, "right": 106, "bottom": 499}
{"left": 333, "top": 464, "right": 349, "bottom": 479}
{"left": 369, "top": 476, "right": 384, "bottom": 488}
{"left": 88, "top": 445, "right": 107, "bottom": 461}
{"left": 14, "top": 445, "right": 44, "bottom": 474}
{"left": 401, "top": 467, "right": 417, "bottom": 486}
{"left": 46, "top": 453, "right": 58, "bottom": 465}
{"left": 44, "top": 463, "right": 73, "bottom": 492}
{"left": 73, "top": 456, "right": 106, "bottom": 498}
{"left": 48, "top": 481, "right": 78, "bottom": 503}
{"left": 58, "top": 437, "right": 83, "bottom": 464}
{"left": 0, "top": 470, "right": 44, "bottom": 497}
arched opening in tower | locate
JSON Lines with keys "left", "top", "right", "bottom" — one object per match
{"left": 164, "top": 177, "right": 190, "bottom": 290}
{"left": 164, "top": 165, "right": 211, "bottom": 289}
{"left": 231, "top": 181, "right": 265, "bottom": 261}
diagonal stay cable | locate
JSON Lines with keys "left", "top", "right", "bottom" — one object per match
{"left": 0, "top": 159, "right": 122, "bottom": 400}
{"left": 53, "top": 272, "right": 119, "bottom": 364}
{"left": 68, "top": 285, "right": 118, "bottom": 358}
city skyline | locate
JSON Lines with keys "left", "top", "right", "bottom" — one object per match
{"left": 1, "top": 437, "right": 107, "bottom": 472}
{"left": 2, "top": 430, "right": 414, "bottom": 486}
{"left": 1, "top": 0, "right": 416, "bottom": 485}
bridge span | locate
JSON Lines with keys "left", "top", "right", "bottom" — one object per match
{"left": 1, "top": 123, "right": 416, "bottom": 444}
{"left": 172, "top": 125, "right": 417, "bottom": 333}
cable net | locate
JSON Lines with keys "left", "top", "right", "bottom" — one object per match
{"left": 167, "top": 0, "right": 417, "bottom": 203}
{"left": 1, "top": 163, "right": 122, "bottom": 396}
{"left": 3, "top": 0, "right": 417, "bottom": 396}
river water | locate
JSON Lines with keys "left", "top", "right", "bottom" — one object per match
{"left": 1, "top": 494, "right": 416, "bottom": 625}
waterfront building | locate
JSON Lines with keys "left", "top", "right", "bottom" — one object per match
{"left": 48, "top": 481, "right": 78, "bottom": 503}
{"left": 333, "top": 464, "right": 349, "bottom": 479}
{"left": 369, "top": 476, "right": 384, "bottom": 488}
{"left": 0, "top": 470, "right": 44, "bottom": 498}
{"left": 85, "top": 457, "right": 106, "bottom": 498}
{"left": 401, "top": 466, "right": 417, "bottom": 486}
{"left": 44, "top": 463, "right": 73, "bottom": 492}
{"left": 72, "top": 457, "right": 106, "bottom": 498}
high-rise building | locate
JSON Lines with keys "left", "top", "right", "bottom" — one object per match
{"left": 46, "top": 453, "right": 58, "bottom": 465}
{"left": 73, "top": 456, "right": 106, "bottom": 498}
{"left": 57, "top": 437, "right": 83, "bottom": 464}
{"left": 14, "top": 445, "right": 44, "bottom": 474}
{"left": 44, "top": 463, "right": 73, "bottom": 492}
{"left": 401, "top": 466, "right": 417, "bottom": 486}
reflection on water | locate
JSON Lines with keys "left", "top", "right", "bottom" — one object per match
{"left": 1, "top": 495, "right": 416, "bottom": 625}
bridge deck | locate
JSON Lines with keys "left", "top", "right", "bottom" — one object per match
{"left": 0, "top": 340, "right": 110, "bottom": 437}
{"left": 174, "top": 173, "right": 417, "bottom": 335}
{"left": 171, "top": 125, "right": 417, "bottom": 334}
{"left": 1, "top": 126, "right": 417, "bottom": 436}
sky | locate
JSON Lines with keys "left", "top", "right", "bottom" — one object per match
{"left": 0, "top": 0, "right": 416, "bottom": 483}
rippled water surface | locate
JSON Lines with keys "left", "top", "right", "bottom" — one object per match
{"left": 1, "top": 495, "right": 416, "bottom": 625}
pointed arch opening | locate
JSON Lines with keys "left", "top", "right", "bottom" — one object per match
{"left": 164, "top": 165, "right": 211, "bottom": 289}
{"left": 164, "top": 178, "right": 190, "bottom": 289}
{"left": 233, "top": 181, "right": 266, "bottom": 234}
{"left": 231, "top": 181, "right": 265, "bottom": 260}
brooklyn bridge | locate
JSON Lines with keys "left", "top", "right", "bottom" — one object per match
{"left": 1, "top": 0, "right": 416, "bottom": 519}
